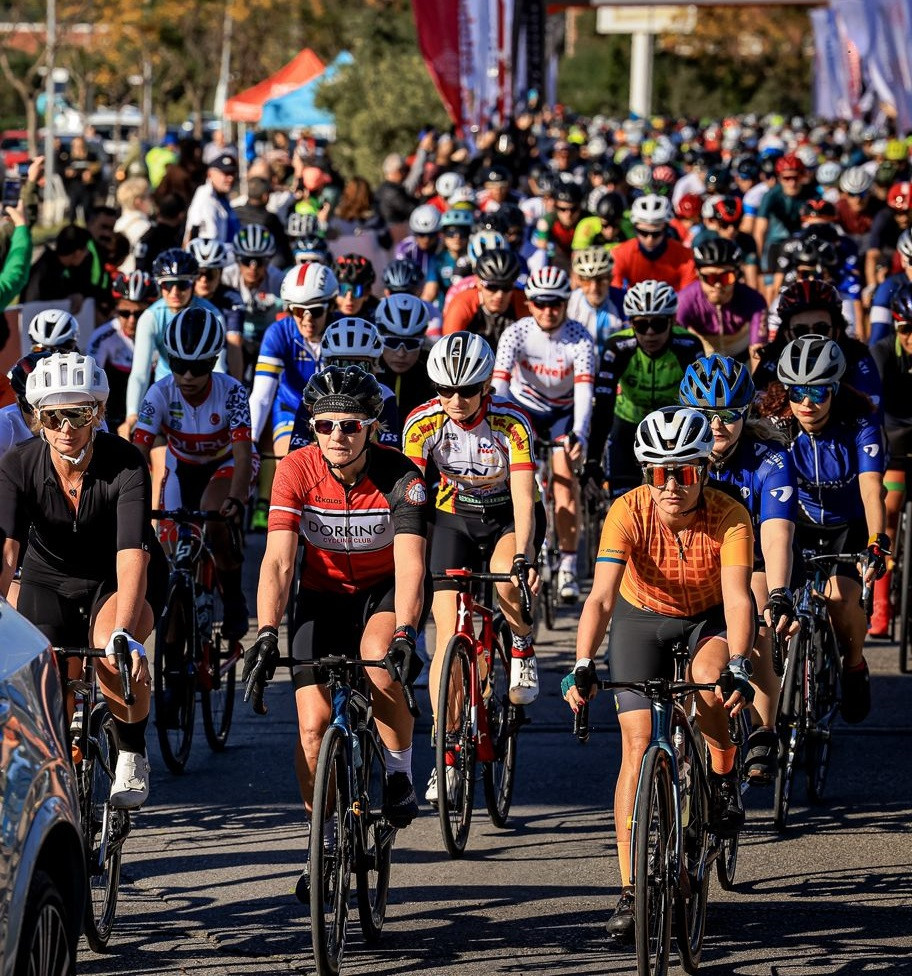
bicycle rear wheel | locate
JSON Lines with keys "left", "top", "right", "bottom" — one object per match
{"left": 82, "top": 706, "right": 126, "bottom": 951}
{"left": 436, "top": 634, "right": 476, "bottom": 858}
{"left": 356, "top": 728, "right": 393, "bottom": 944}
{"left": 310, "top": 725, "right": 352, "bottom": 976}
{"left": 154, "top": 582, "right": 196, "bottom": 774}
{"left": 773, "top": 635, "right": 805, "bottom": 832}
{"left": 483, "top": 616, "right": 520, "bottom": 828}
{"left": 200, "top": 582, "right": 239, "bottom": 752}
{"left": 634, "top": 747, "right": 673, "bottom": 976}
{"left": 900, "top": 500, "right": 912, "bottom": 672}
{"left": 806, "top": 625, "right": 839, "bottom": 804}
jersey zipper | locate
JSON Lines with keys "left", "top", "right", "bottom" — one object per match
{"left": 811, "top": 432, "right": 824, "bottom": 522}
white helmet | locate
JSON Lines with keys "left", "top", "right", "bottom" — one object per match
{"left": 634, "top": 407, "right": 713, "bottom": 464}
{"left": 435, "top": 172, "right": 465, "bottom": 200}
{"left": 796, "top": 145, "right": 820, "bottom": 169}
{"left": 626, "top": 163, "right": 652, "bottom": 189}
{"left": 28, "top": 309, "right": 79, "bottom": 349}
{"left": 286, "top": 211, "right": 319, "bottom": 239}
{"left": 25, "top": 351, "right": 108, "bottom": 408}
{"left": 409, "top": 204, "right": 442, "bottom": 235}
{"left": 448, "top": 185, "right": 477, "bottom": 207}
{"left": 623, "top": 279, "right": 678, "bottom": 318}
{"left": 898, "top": 229, "right": 912, "bottom": 260}
{"left": 630, "top": 193, "right": 672, "bottom": 225}
{"left": 187, "top": 238, "right": 231, "bottom": 269}
{"left": 467, "top": 230, "right": 506, "bottom": 264}
{"left": 374, "top": 294, "right": 429, "bottom": 338}
{"left": 280, "top": 263, "right": 339, "bottom": 305}
{"left": 777, "top": 335, "right": 846, "bottom": 386}
{"left": 572, "top": 247, "right": 613, "bottom": 279}
{"left": 839, "top": 166, "right": 874, "bottom": 195}
{"left": 321, "top": 317, "right": 383, "bottom": 362}
{"left": 427, "top": 333, "right": 494, "bottom": 386}
{"left": 525, "top": 266, "right": 572, "bottom": 302}
{"left": 701, "top": 194, "right": 724, "bottom": 221}
{"left": 162, "top": 307, "right": 226, "bottom": 360}
{"left": 816, "top": 161, "right": 842, "bottom": 187}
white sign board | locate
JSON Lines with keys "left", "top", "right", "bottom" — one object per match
{"left": 596, "top": 5, "right": 697, "bottom": 34}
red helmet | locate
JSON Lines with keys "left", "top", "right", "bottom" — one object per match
{"left": 888, "top": 181, "right": 912, "bottom": 211}
{"left": 776, "top": 278, "right": 843, "bottom": 328}
{"left": 800, "top": 198, "right": 838, "bottom": 222}
{"left": 709, "top": 196, "right": 744, "bottom": 226}
{"left": 675, "top": 192, "right": 703, "bottom": 220}
{"left": 776, "top": 154, "right": 806, "bottom": 176}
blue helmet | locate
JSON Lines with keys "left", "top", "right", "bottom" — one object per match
{"left": 679, "top": 355, "right": 754, "bottom": 410}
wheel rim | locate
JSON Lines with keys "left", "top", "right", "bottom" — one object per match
{"left": 155, "top": 590, "right": 196, "bottom": 769}
{"left": 85, "top": 718, "right": 122, "bottom": 942}
{"left": 437, "top": 638, "right": 475, "bottom": 854}
{"left": 637, "top": 760, "right": 672, "bottom": 975}
{"left": 483, "top": 628, "right": 518, "bottom": 825}
{"left": 357, "top": 733, "right": 392, "bottom": 938}
{"left": 28, "top": 900, "right": 70, "bottom": 976}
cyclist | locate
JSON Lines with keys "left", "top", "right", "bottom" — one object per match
{"left": 564, "top": 406, "right": 755, "bottom": 940}
{"left": 610, "top": 193, "right": 698, "bottom": 291}
{"left": 753, "top": 154, "right": 813, "bottom": 291}
{"left": 374, "top": 294, "right": 436, "bottom": 420}
{"left": 394, "top": 204, "right": 442, "bottom": 291}
{"left": 587, "top": 279, "right": 703, "bottom": 497}
{"left": 0, "top": 351, "right": 53, "bottom": 461}
{"left": 567, "top": 247, "right": 624, "bottom": 358}
{"left": 442, "top": 229, "right": 509, "bottom": 315}
{"left": 381, "top": 257, "right": 442, "bottom": 343}
{"left": 425, "top": 209, "right": 473, "bottom": 303}
{"left": 869, "top": 229, "right": 912, "bottom": 346}
{"left": 757, "top": 335, "right": 886, "bottom": 723}
{"left": 443, "top": 247, "right": 526, "bottom": 343}
{"left": 532, "top": 182, "right": 584, "bottom": 265}
{"left": 187, "top": 238, "right": 245, "bottom": 379}
{"left": 132, "top": 307, "right": 253, "bottom": 640}
{"left": 0, "top": 352, "right": 168, "bottom": 809}
{"left": 87, "top": 271, "right": 158, "bottom": 430}
{"left": 332, "top": 253, "right": 379, "bottom": 321}
{"left": 570, "top": 191, "right": 630, "bottom": 252}
{"left": 492, "top": 266, "right": 594, "bottom": 601}
{"left": 865, "top": 180, "right": 912, "bottom": 288}
{"left": 292, "top": 235, "right": 333, "bottom": 267}
{"left": 403, "top": 333, "right": 543, "bottom": 801}
{"left": 679, "top": 356, "right": 798, "bottom": 783}
{"left": 27, "top": 308, "right": 80, "bottom": 354}
{"left": 245, "top": 366, "right": 429, "bottom": 897}
{"left": 692, "top": 195, "right": 761, "bottom": 289}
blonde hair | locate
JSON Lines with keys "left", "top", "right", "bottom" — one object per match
{"left": 116, "top": 177, "right": 150, "bottom": 211}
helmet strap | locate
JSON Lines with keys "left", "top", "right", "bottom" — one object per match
{"left": 42, "top": 425, "right": 97, "bottom": 467}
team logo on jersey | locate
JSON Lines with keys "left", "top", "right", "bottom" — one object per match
{"left": 211, "top": 413, "right": 221, "bottom": 424}
{"left": 741, "top": 486, "right": 751, "bottom": 499}
{"left": 404, "top": 477, "right": 427, "bottom": 506}
{"left": 862, "top": 443, "right": 880, "bottom": 457}
{"left": 769, "top": 486, "right": 794, "bottom": 502}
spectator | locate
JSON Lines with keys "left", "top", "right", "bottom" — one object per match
{"left": 374, "top": 153, "right": 415, "bottom": 228}
{"left": 25, "top": 224, "right": 109, "bottom": 314}
{"left": 134, "top": 193, "right": 186, "bottom": 273}
{"left": 0, "top": 202, "right": 33, "bottom": 352}
{"left": 114, "top": 178, "right": 153, "bottom": 270}
{"left": 184, "top": 154, "right": 240, "bottom": 244}
{"left": 59, "top": 135, "right": 105, "bottom": 221}
{"left": 145, "top": 134, "right": 179, "bottom": 189}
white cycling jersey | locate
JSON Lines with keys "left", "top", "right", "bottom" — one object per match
{"left": 87, "top": 318, "right": 134, "bottom": 374}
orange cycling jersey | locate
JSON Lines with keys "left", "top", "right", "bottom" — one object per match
{"left": 610, "top": 237, "right": 698, "bottom": 292}
{"left": 596, "top": 484, "right": 753, "bottom": 616}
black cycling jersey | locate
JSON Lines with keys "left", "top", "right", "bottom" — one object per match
{"left": 375, "top": 357, "right": 436, "bottom": 421}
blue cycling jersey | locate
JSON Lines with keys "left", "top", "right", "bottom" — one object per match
{"left": 870, "top": 272, "right": 906, "bottom": 346}
{"left": 257, "top": 315, "right": 321, "bottom": 410}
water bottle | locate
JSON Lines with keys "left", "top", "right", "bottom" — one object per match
{"left": 673, "top": 726, "right": 692, "bottom": 827}
{"left": 352, "top": 732, "right": 363, "bottom": 771}
{"left": 196, "top": 587, "right": 213, "bottom": 640}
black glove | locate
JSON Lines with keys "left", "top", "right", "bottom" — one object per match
{"left": 763, "top": 587, "right": 794, "bottom": 629}
{"left": 512, "top": 554, "right": 529, "bottom": 582}
{"left": 383, "top": 625, "right": 422, "bottom": 686}
{"left": 222, "top": 496, "right": 245, "bottom": 519}
{"left": 717, "top": 654, "right": 755, "bottom": 704}
{"left": 581, "top": 459, "right": 606, "bottom": 488}
{"left": 864, "top": 533, "right": 890, "bottom": 580}
{"left": 242, "top": 626, "right": 280, "bottom": 685}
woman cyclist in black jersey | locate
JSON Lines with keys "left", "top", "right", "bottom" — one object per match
{"left": 0, "top": 352, "right": 167, "bottom": 809}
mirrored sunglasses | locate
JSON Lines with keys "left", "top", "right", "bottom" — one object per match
{"left": 787, "top": 384, "right": 834, "bottom": 404}
{"left": 643, "top": 463, "right": 704, "bottom": 488}
{"left": 697, "top": 407, "right": 746, "bottom": 425}
{"left": 311, "top": 418, "right": 376, "bottom": 435}
{"left": 699, "top": 270, "right": 737, "bottom": 287}
{"left": 160, "top": 279, "right": 194, "bottom": 292}
{"left": 339, "top": 283, "right": 365, "bottom": 299}
{"left": 289, "top": 304, "right": 327, "bottom": 318}
{"left": 39, "top": 405, "right": 98, "bottom": 430}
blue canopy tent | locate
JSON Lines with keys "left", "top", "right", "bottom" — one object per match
{"left": 259, "top": 51, "right": 353, "bottom": 130}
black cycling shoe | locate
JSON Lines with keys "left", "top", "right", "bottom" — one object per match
{"left": 840, "top": 658, "right": 871, "bottom": 724}
{"left": 745, "top": 728, "right": 779, "bottom": 786}
{"left": 710, "top": 771, "right": 745, "bottom": 838}
{"left": 294, "top": 863, "right": 311, "bottom": 905}
{"left": 606, "top": 887, "right": 635, "bottom": 942}
{"left": 383, "top": 772, "right": 419, "bottom": 828}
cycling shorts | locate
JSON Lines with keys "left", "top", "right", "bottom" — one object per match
{"left": 794, "top": 521, "right": 868, "bottom": 586}
{"left": 885, "top": 428, "right": 912, "bottom": 474}
{"left": 161, "top": 452, "right": 260, "bottom": 510}
{"left": 430, "top": 504, "right": 546, "bottom": 592}
{"left": 608, "top": 417, "right": 640, "bottom": 496}
{"left": 526, "top": 405, "right": 574, "bottom": 446}
{"left": 271, "top": 397, "right": 298, "bottom": 447}
{"left": 291, "top": 575, "right": 432, "bottom": 689}
{"left": 607, "top": 595, "right": 728, "bottom": 714}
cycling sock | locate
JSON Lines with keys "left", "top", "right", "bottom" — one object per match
{"left": 708, "top": 744, "right": 736, "bottom": 775}
{"left": 560, "top": 552, "right": 577, "bottom": 574}
{"left": 383, "top": 746, "right": 412, "bottom": 777}
{"left": 511, "top": 631, "right": 534, "bottom": 657}
{"left": 114, "top": 716, "right": 148, "bottom": 756}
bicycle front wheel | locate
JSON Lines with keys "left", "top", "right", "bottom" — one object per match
{"left": 310, "top": 725, "right": 352, "bottom": 976}
{"left": 356, "top": 728, "right": 393, "bottom": 944}
{"left": 483, "top": 616, "right": 520, "bottom": 828}
{"left": 154, "top": 582, "right": 196, "bottom": 774}
{"left": 806, "top": 625, "right": 839, "bottom": 804}
{"left": 200, "top": 583, "right": 239, "bottom": 752}
{"left": 675, "top": 724, "right": 710, "bottom": 972}
{"left": 900, "top": 499, "right": 912, "bottom": 672}
{"left": 436, "top": 634, "right": 476, "bottom": 858}
{"left": 633, "top": 747, "right": 674, "bottom": 976}
{"left": 773, "top": 635, "right": 805, "bottom": 832}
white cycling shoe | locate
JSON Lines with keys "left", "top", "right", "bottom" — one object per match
{"left": 425, "top": 765, "right": 459, "bottom": 807}
{"left": 509, "top": 654, "right": 539, "bottom": 705}
{"left": 558, "top": 569, "right": 580, "bottom": 603}
{"left": 110, "top": 751, "right": 151, "bottom": 809}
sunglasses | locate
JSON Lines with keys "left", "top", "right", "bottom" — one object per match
{"left": 240, "top": 257, "right": 267, "bottom": 268}
{"left": 635, "top": 228, "right": 664, "bottom": 239}
{"left": 443, "top": 227, "right": 470, "bottom": 238}
{"left": 699, "top": 270, "right": 737, "bottom": 287}
{"left": 160, "top": 279, "right": 194, "bottom": 292}
{"left": 339, "top": 283, "right": 365, "bottom": 299}
{"left": 787, "top": 384, "right": 834, "bottom": 404}
{"left": 311, "top": 417, "right": 376, "bottom": 435}
{"left": 436, "top": 382, "right": 484, "bottom": 399}
{"left": 643, "top": 463, "right": 705, "bottom": 488}
{"left": 198, "top": 269, "right": 220, "bottom": 281}
{"left": 289, "top": 303, "right": 327, "bottom": 318}
{"left": 169, "top": 356, "right": 217, "bottom": 377}
{"left": 893, "top": 313, "right": 912, "bottom": 334}
{"left": 38, "top": 405, "right": 98, "bottom": 430}
{"left": 784, "top": 321, "right": 832, "bottom": 338}
{"left": 632, "top": 317, "right": 672, "bottom": 335}
{"left": 697, "top": 407, "right": 746, "bottom": 425}
{"left": 555, "top": 205, "right": 579, "bottom": 214}
{"left": 480, "top": 281, "right": 511, "bottom": 293}
{"left": 115, "top": 307, "right": 141, "bottom": 320}
{"left": 381, "top": 335, "right": 423, "bottom": 352}
{"left": 531, "top": 298, "right": 564, "bottom": 310}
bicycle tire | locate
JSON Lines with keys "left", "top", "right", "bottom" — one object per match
{"left": 483, "top": 616, "right": 520, "bottom": 828}
{"left": 154, "top": 581, "right": 196, "bottom": 774}
{"left": 310, "top": 724, "right": 352, "bottom": 976}
{"left": 900, "top": 499, "right": 912, "bottom": 673}
{"left": 675, "top": 722, "right": 710, "bottom": 972}
{"left": 356, "top": 727, "right": 392, "bottom": 944}
{"left": 773, "top": 634, "right": 805, "bottom": 832}
{"left": 716, "top": 709, "right": 749, "bottom": 892}
{"left": 436, "top": 634, "right": 476, "bottom": 858}
{"left": 633, "top": 747, "right": 674, "bottom": 976}
{"left": 82, "top": 706, "right": 124, "bottom": 951}
{"left": 200, "top": 582, "right": 238, "bottom": 752}
{"left": 806, "top": 625, "right": 839, "bottom": 804}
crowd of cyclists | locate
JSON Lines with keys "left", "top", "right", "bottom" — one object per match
{"left": 0, "top": 107, "right": 907, "bottom": 944}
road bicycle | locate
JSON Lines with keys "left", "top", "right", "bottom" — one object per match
{"left": 152, "top": 509, "right": 245, "bottom": 773}
{"left": 579, "top": 470, "right": 610, "bottom": 581}
{"left": 534, "top": 441, "right": 561, "bottom": 630}
{"left": 892, "top": 491, "right": 912, "bottom": 672}
{"left": 432, "top": 566, "right": 533, "bottom": 858}
{"left": 54, "top": 635, "right": 133, "bottom": 951}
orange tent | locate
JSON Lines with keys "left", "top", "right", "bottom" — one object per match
{"left": 224, "top": 48, "right": 326, "bottom": 123}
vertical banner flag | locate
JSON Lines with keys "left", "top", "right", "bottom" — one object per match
{"left": 411, "top": 0, "right": 463, "bottom": 128}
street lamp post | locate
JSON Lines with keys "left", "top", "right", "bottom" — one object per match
{"left": 42, "top": 0, "right": 57, "bottom": 225}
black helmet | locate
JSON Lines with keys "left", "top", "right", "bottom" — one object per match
{"left": 601, "top": 162, "right": 625, "bottom": 185}
{"left": 554, "top": 182, "right": 583, "bottom": 207}
{"left": 162, "top": 306, "right": 226, "bottom": 360}
{"left": 693, "top": 238, "right": 743, "bottom": 268}
{"left": 152, "top": 247, "right": 198, "bottom": 281}
{"left": 734, "top": 156, "right": 761, "bottom": 181}
{"left": 481, "top": 164, "right": 511, "bottom": 187}
{"left": 9, "top": 350, "right": 53, "bottom": 407}
{"left": 302, "top": 364, "right": 384, "bottom": 418}
{"left": 475, "top": 248, "right": 521, "bottom": 287}
{"left": 783, "top": 233, "right": 839, "bottom": 271}
{"left": 777, "top": 278, "right": 843, "bottom": 328}
{"left": 334, "top": 253, "right": 376, "bottom": 287}
{"left": 496, "top": 202, "right": 525, "bottom": 230}
{"left": 596, "top": 190, "right": 625, "bottom": 223}
{"left": 704, "top": 165, "right": 735, "bottom": 196}
{"left": 477, "top": 210, "right": 509, "bottom": 235}
{"left": 382, "top": 258, "right": 423, "bottom": 293}
{"left": 891, "top": 281, "right": 912, "bottom": 323}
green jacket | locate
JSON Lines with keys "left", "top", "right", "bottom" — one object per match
{"left": 0, "top": 224, "right": 33, "bottom": 309}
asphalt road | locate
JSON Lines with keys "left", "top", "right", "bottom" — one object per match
{"left": 77, "top": 560, "right": 912, "bottom": 976}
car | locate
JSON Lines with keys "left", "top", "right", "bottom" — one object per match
{"left": 0, "top": 584, "right": 85, "bottom": 976}
{"left": 0, "top": 131, "right": 30, "bottom": 177}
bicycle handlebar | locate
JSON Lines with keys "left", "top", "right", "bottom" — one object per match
{"left": 153, "top": 508, "right": 244, "bottom": 558}
{"left": 53, "top": 635, "right": 134, "bottom": 705}
{"left": 432, "top": 568, "right": 534, "bottom": 625}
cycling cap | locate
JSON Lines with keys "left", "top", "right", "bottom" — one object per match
{"left": 679, "top": 355, "right": 754, "bottom": 410}
{"left": 409, "top": 204, "right": 442, "bottom": 235}
{"left": 321, "top": 317, "right": 383, "bottom": 362}
{"left": 382, "top": 258, "right": 424, "bottom": 293}
{"left": 630, "top": 193, "right": 672, "bottom": 225}
{"left": 375, "top": 294, "right": 430, "bottom": 337}
{"left": 28, "top": 309, "right": 79, "bottom": 348}
{"left": 286, "top": 211, "right": 320, "bottom": 240}
{"left": 112, "top": 270, "right": 157, "bottom": 303}
{"left": 525, "top": 266, "right": 572, "bottom": 302}
{"left": 162, "top": 306, "right": 226, "bottom": 360}
{"left": 467, "top": 230, "right": 506, "bottom": 264}
{"left": 777, "top": 335, "right": 846, "bottom": 386}
{"left": 427, "top": 332, "right": 494, "bottom": 386}
{"left": 475, "top": 248, "right": 521, "bottom": 287}
{"left": 303, "top": 364, "right": 384, "bottom": 418}
{"left": 838, "top": 167, "right": 873, "bottom": 195}
{"left": 233, "top": 224, "right": 276, "bottom": 259}
{"left": 25, "top": 351, "right": 109, "bottom": 408}
{"left": 693, "top": 238, "right": 743, "bottom": 268}
{"left": 152, "top": 247, "right": 198, "bottom": 280}
{"left": 572, "top": 246, "right": 613, "bottom": 279}
{"left": 334, "top": 253, "right": 376, "bottom": 287}
{"left": 187, "top": 238, "right": 231, "bottom": 270}
{"left": 436, "top": 171, "right": 465, "bottom": 200}
{"left": 293, "top": 236, "right": 332, "bottom": 266}
{"left": 634, "top": 407, "right": 714, "bottom": 464}
{"left": 623, "top": 279, "right": 678, "bottom": 318}
{"left": 281, "top": 262, "right": 339, "bottom": 305}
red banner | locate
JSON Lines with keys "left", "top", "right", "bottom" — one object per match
{"left": 411, "top": 0, "right": 463, "bottom": 129}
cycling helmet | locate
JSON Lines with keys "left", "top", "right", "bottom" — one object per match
{"left": 8, "top": 350, "right": 53, "bottom": 406}
{"left": 286, "top": 211, "right": 319, "bottom": 240}
{"left": 481, "top": 164, "right": 511, "bottom": 187}
{"left": 382, "top": 258, "right": 424, "bottom": 293}
{"left": 280, "top": 262, "right": 339, "bottom": 305}
{"left": 233, "top": 224, "right": 276, "bottom": 259}
{"left": 28, "top": 309, "right": 79, "bottom": 349}
{"left": 321, "top": 317, "right": 383, "bottom": 362}
{"left": 187, "top": 238, "right": 231, "bottom": 269}
{"left": 601, "top": 162, "right": 625, "bottom": 185}
{"left": 409, "top": 204, "right": 442, "bottom": 235}
{"left": 496, "top": 202, "right": 525, "bottom": 231}
{"left": 374, "top": 294, "right": 430, "bottom": 338}
{"left": 800, "top": 198, "right": 838, "bottom": 222}
{"left": 679, "top": 355, "right": 754, "bottom": 410}
{"left": 897, "top": 229, "right": 912, "bottom": 261}
{"left": 708, "top": 195, "right": 744, "bottom": 226}
{"left": 630, "top": 193, "right": 672, "bottom": 225}
{"left": 25, "top": 351, "right": 109, "bottom": 408}
{"left": 796, "top": 145, "right": 820, "bottom": 170}
{"left": 477, "top": 210, "right": 509, "bottom": 235}
{"left": 776, "top": 154, "right": 806, "bottom": 175}
{"left": 553, "top": 183, "right": 583, "bottom": 207}
{"left": 693, "top": 238, "right": 743, "bottom": 268}
{"left": 162, "top": 306, "right": 225, "bottom": 360}
{"left": 467, "top": 229, "right": 506, "bottom": 264}
{"left": 596, "top": 191, "right": 625, "bottom": 223}
{"left": 303, "top": 364, "right": 385, "bottom": 418}
{"left": 571, "top": 246, "right": 613, "bottom": 279}
{"left": 448, "top": 185, "right": 477, "bottom": 208}
{"left": 816, "top": 161, "right": 842, "bottom": 186}
{"left": 651, "top": 165, "right": 678, "bottom": 190}
{"left": 436, "top": 171, "right": 465, "bottom": 200}
{"left": 427, "top": 332, "right": 495, "bottom": 387}
{"left": 777, "top": 335, "right": 846, "bottom": 386}
{"left": 675, "top": 193, "right": 703, "bottom": 220}
{"left": 623, "top": 279, "right": 678, "bottom": 318}
{"left": 152, "top": 248, "right": 198, "bottom": 281}
{"left": 789, "top": 232, "right": 839, "bottom": 270}
{"left": 704, "top": 165, "right": 734, "bottom": 196}
{"left": 734, "top": 156, "right": 761, "bottom": 181}
{"left": 293, "top": 236, "right": 332, "bottom": 266}
{"left": 112, "top": 270, "right": 157, "bottom": 303}
{"left": 334, "top": 253, "right": 376, "bottom": 287}
{"left": 839, "top": 166, "right": 874, "bottom": 195}
{"left": 888, "top": 181, "right": 912, "bottom": 211}
{"left": 892, "top": 281, "right": 912, "bottom": 322}
{"left": 440, "top": 209, "right": 474, "bottom": 230}
{"left": 626, "top": 163, "right": 652, "bottom": 190}
{"left": 634, "top": 407, "right": 714, "bottom": 464}
{"left": 452, "top": 254, "right": 474, "bottom": 280}
{"left": 475, "top": 248, "right": 521, "bottom": 287}
{"left": 776, "top": 278, "right": 842, "bottom": 326}
{"left": 525, "top": 266, "right": 572, "bottom": 302}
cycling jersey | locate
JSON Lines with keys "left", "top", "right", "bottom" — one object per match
{"left": 375, "top": 358, "right": 437, "bottom": 422}
{"left": 597, "top": 483, "right": 754, "bottom": 617}
{"left": 0, "top": 404, "right": 30, "bottom": 460}
{"left": 570, "top": 215, "right": 631, "bottom": 251}
{"left": 394, "top": 237, "right": 441, "bottom": 283}
{"left": 869, "top": 272, "right": 909, "bottom": 346}
{"left": 675, "top": 280, "right": 768, "bottom": 357}
{"left": 133, "top": 373, "right": 251, "bottom": 465}
{"left": 492, "top": 317, "right": 595, "bottom": 438}
{"left": 403, "top": 395, "right": 536, "bottom": 514}
{"left": 287, "top": 381, "right": 400, "bottom": 452}
{"left": 566, "top": 288, "right": 625, "bottom": 358}
{"left": 87, "top": 318, "right": 134, "bottom": 426}
{"left": 442, "top": 287, "right": 528, "bottom": 342}
{"left": 610, "top": 236, "right": 698, "bottom": 291}
{"left": 221, "top": 265, "right": 285, "bottom": 345}
{"left": 268, "top": 442, "right": 428, "bottom": 595}
{"left": 871, "top": 336, "right": 912, "bottom": 440}
{"left": 206, "top": 283, "right": 245, "bottom": 337}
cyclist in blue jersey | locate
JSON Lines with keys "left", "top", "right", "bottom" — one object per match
{"left": 425, "top": 209, "right": 473, "bottom": 305}
{"left": 869, "top": 229, "right": 912, "bottom": 345}
{"left": 187, "top": 238, "right": 245, "bottom": 379}
{"left": 332, "top": 253, "right": 379, "bottom": 322}
{"left": 680, "top": 355, "right": 799, "bottom": 783}
{"left": 758, "top": 335, "right": 887, "bottom": 724}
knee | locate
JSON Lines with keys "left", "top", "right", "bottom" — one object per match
{"left": 690, "top": 658, "right": 721, "bottom": 686}
{"left": 298, "top": 723, "right": 326, "bottom": 757}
